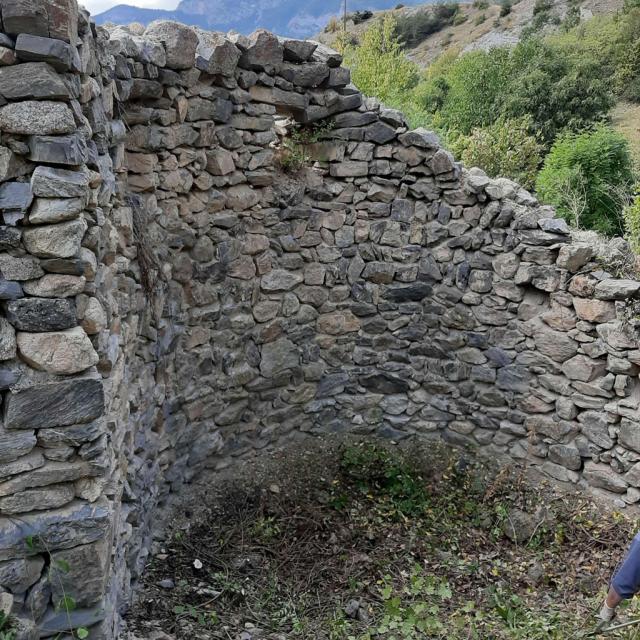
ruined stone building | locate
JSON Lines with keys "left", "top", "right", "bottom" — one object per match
{"left": 1, "top": 1, "right": 640, "bottom": 637}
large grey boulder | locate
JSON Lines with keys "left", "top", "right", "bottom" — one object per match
{"left": 145, "top": 21, "right": 198, "bottom": 70}
{"left": 195, "top": 32, "right": 240, "bottom": 76}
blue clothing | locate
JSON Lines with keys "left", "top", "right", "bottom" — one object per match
{"left": 612, "top": 533, "right": 640, "bottom": 599}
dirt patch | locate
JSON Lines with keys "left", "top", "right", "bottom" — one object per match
{"left": 124, "top": 436, "right": 640, "bottom": 640}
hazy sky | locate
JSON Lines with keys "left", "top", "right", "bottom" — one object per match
{"left": 83, "top": 0, "right": 178, "bottom": 14}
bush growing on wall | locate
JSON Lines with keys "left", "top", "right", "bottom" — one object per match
{"left": 536, "top": 126, "right": 635, "bottom": 235}
{"left": 451, "top": 117, "right": 543, "bottom": 189}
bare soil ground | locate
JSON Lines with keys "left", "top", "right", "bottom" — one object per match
{"left": 124, "top": 436, "right": 640, "bottom": 640}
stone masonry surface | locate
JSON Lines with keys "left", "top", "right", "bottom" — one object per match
{"left": 1, "top": 1, "right": 640, "bottom": 638}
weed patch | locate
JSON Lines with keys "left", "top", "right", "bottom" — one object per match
{"left": 125, "top": 439, "right": 640, "bottom": 639}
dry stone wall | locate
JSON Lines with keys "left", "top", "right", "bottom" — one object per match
{"left": 2, "top": 1, "right": 640, "bottom": 638}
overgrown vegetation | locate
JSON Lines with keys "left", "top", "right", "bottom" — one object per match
{"left": 0, "top": 612, "right": 15, "bottom": 640}
{"left": 127, "top": 439, "right": 640, "bottom": 639}
{"left": 536, "top": 126, "right": 635, "bottom": 235}
{"left": 337, "top": 5, "right": 640, "bottom": 239}
{"left": 450, "top": 116, "right": 543, "bottom": 189}
{"left": 395, "top": 3, "right": 461, "bottom": 48}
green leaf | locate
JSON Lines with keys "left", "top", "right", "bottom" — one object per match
{"left": 76, "top": 628, "right": 89, "bottom": 639}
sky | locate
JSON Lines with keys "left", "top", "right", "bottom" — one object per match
{"left": 83, "top": 0, "right": 178, "bottom": 14}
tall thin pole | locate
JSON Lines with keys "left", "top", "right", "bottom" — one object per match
{"left": 343, "top": 0, "right": 347, "bottom": 32}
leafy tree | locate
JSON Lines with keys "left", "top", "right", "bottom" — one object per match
{"left": 503, "top": 40, "right": 614, "bottom": 144}
{"left": 451, "top": 117, "right": 543, "bottom": 189}
{"left": 536, "top": 126, "right": 635, "bottom": 235}
{"left": 340, "top": 14, "right": 419, "bottom": 104}
{"left": 428, "top": 48, "right": 512, "bottom": 135}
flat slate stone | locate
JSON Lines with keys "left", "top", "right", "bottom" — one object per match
{"left": 5, "top": 297, "right": 76, "bottom": 331}
{"left": 0, "top": 431, "right": 37, "bottom": 464}
{"left": 0, "top": 280, "right": 24, "bottom": 300}
{"left": 0, "top": 62, "right": 69, "bottom": 101}
{"left": 28, "top": 134, "right": 88, "bottom": 166}
{"left": 15, "top": 33, "right": 80, "bottom": 72}
{"left": 0, "top": 182, "right": 33, "bottom": 225}
{"left": 0, "top": 501, "right": 110, "bottom": 561}
{"left": 4, "top": 377, "right": 104, "bottom": 430}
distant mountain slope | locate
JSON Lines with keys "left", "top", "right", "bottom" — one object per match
{"left": 95, "top": 0, "right": 434, "bottom": 36}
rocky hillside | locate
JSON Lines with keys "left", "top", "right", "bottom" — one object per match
{"left": 317, "top": 0, "right": 624, "bottom": 66}
{"left": 95, "top": 0, "right": 431, "bottom": 37}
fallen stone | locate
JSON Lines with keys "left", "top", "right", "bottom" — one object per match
{"left": 5, "top": 297, "right": 76, "bottom": 331}
{"left": 22, "top": 218, "right": 87, "bottom": 258}
{"left": 583, "top": 461, "right": 628, "bottom": 493}
{"left": 4, "top": 377, "right": 104, "bottom": 430}
{"left": 0, "top": 100, "right": 75, "bottom": 135}
{"left": 17, "top": 326, "right": 98, "bottom": 375}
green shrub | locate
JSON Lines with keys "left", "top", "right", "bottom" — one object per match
{"left": 473, "top": 0, "right": 489, "bottom": 8}
{"left": 536, "top": 126, "right": 635, "bottom": 235}
{"left": 341, "top": 14, "right": 419, "bottom": 103}
{"left": 350, "top": 10, "right": 373, "bottom": 24}
{"left": 475, "top": 12, "right": 487, "bottom": 24}
{"left": 396, "top": 3, "right": 460, "bottom": 48}
{"left": 624, "top": 190, "right": 640, "bottom": 253}
{"left": 500, "top": 0, "right": 512, "bottom": 16}
{"left": 451, "top": 117, "right": 543, "bottom": 189}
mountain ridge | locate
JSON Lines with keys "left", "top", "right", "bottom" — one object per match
{"left": 94, "top": 0, "right": 432, "bottom": 37}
